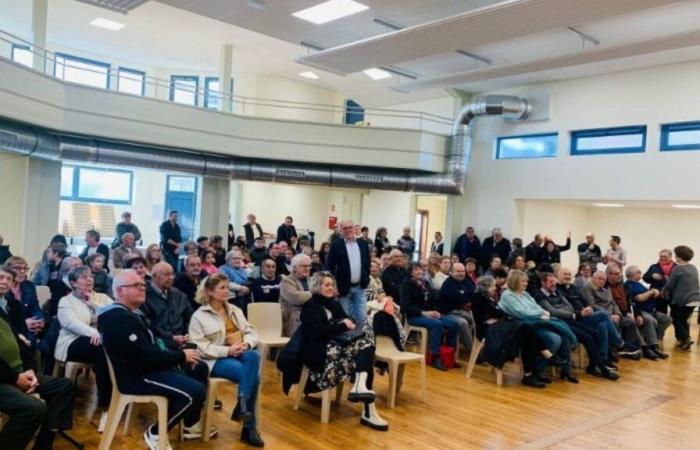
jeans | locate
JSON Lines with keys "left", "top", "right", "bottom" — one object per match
{"left": 535, "top": 328, "right": 572, "bottom": 372}
{"left": 121, "top": 370, "right": 205, "bottom": 430}
{"left": 0, "top": 375, "right": 74, "bottom": 450}
{"left": 339, "top": 286, "right": 368, "bottom": 327}
{"left": 408, "top": 315, "right": 459, "bottom": 355}
{"left": 580, "top": 310, "right": 620, "bottom": 362}
{"left": 446, "top": 310, "right": 473, "bottom": 351}
{"left": 639, "top": 311, "right": 673, "bottom": 346}
{"left": 210, "top": 351, "right": 261, "bottom": 427}
{"left": 566, "top": 321, "right": 601, "bottom": 368}
{"left": 670, "top": 305, "right": 694, "bottom": 341}
{"left": 66, "top": 336, "right": 112, "bottom": 408}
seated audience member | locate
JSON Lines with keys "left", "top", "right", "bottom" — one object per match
{"left": 144, "top": 243, "right": 162, "bottom": 271}
{"left": 366, "top": 258, "right": 384, "bottom": 301}
{"left": 430, "top": 231, "right": 444, "bottom": 256}
{"left": 381, "top": 249, "right": 406, "bottom": 301}
{"left": 401, "top": 263, "right": 459, "bottom": 371}
{"left": 661, "top": 245, "right": 700, "bottom": 351}
{"left": 55, "top": 266, "right": 113, "bottom": 430}
{"left": 268, "top": 243, "right": 289, "bottom": 277}
{"left": 438, "top": 263, "right": 474, "bottom": 352}
{"left": 525, "top": 234, "right": 544, "bottom": 266}
{"left": 427, "top": 254, "right": 441, "bottom": 279}
{"left": 472, "top": 275, "right": 552, "bottom": 388}
{"left": 643, "top": 249, "right": 676, "bottom": 315}
{"left": 174, "top": 255, "right": 208, "bottom": 310}
{"left": 366, "top": 262, "right": 406, "bottom": 353}
{"left": 189, "top": 273, "right": 263, "bottom": 446}
{"left": 201, "top": 249, "right": 219, "bottom": 275}
{"left": 480, "top": 228, "right": 511, "bottom": 271}
{"left": 508, "top": 254, "right": 527, "bottom": 271}
{"left": 464, "top": 258, "right": 479, "bottom": 284}
{"left": 499, "top": 270, "right": 579, "bottom": 383}
{"left": 578, "top": 233, "right": 602, "bottom": 271}
{"left": 396, "top": 227, "right": 416, "bottom": 256}
{"left": 279, "top": 254, "right": 312, "bottom": 337}
{"left": 249, "top": 238, "right": 269, "bottom": 267}
{"left": 624, "top": 265, "right": 671, "bottom": 359}
{"left": 310, "top": 251, "right": 324, "bottom": 274}
{"left": 556, "top": 266, "right": 622, "bottom": 370}
{"left": 300, "top": 272, "right": 388, "bottom": 431}
{"left": 98, "top": 270, "right": 206, "bottom": 448}
{"left": 432, "top": 256, "right": 451, "bottom": 291}
{"left": 5, "top": 256, "right": 44, "bottom": 346}
{"left": 604, "top": 235, "right": 627, "bottom": 268}
{"left": 112, "top": 232, "right": 144, "bottom": 269}
{"left": 196, "top": 236, "right": 210, "bottom": 259}
{"left": 581, "top": 271, "right": 642, "bottom": 359}
{"left": 210, "top": 235, "right": 227, "bottom": 268}
{"left": 452, "top": 226, "right": 481, "bottom": 264}
{"left": 33, "top": 242, "right": 68, "bottom": 286}
{"left": 484, "top": 255, "right": 502, "bottom": 277}
{"left": 219, "top": 250, "right": 251, "bottom": 310}
{"left": 124, "top": 255, "right": 151, "bottom": 281}
{"left": 251, "top": 258, "right": 281, "bottom": 303}
{"left": 47, "top": 256, "right": 82, "bottom": 319}
{"left": 86, "top": 253, "right": 112, "bottom": 298}
{"left": 178, "top": 241, "right": 199, "bottom": 273}
{"left": 607, "top": 264, "right": 659, "bottom": 361}
{"left": 79, "top": 230, "right": 110, "bottom": 270}
{"left": 491, "top": 268, "right": 509, "bottom": 301}
{"left": 112, "top": 211, "right": 141, "bottom": 249}
{"left": 283, "top": 248, "right": 294, "bottom": 274}
{"left": 419, "top": 258, "right": 433, "bottom": 289}
{"left": 0, "top": 267, "right": 75, "bottom": 450}
{"left": 359, "top": 227, "right": 372, "bottom": 248}
{"left": 536, "top": 273, "right": 618, "bottom": 380}
{"left": 509, "top": 238, "right": 525, "bottom": 260}
{"left": 574, "top": 264, "right": 592, "bottom": 290}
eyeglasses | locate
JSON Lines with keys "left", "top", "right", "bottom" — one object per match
{"left": 122, "top": 282, "right": 147, "bottom": 289}
{"left": 11, "top": 266, "right": 28, "bottom": 272}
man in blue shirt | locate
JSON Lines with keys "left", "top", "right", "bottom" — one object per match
{"left": 624, "top": 265, "right": 671, "bottom": 359}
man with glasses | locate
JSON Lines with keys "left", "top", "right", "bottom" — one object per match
{"left": 98, "top": 269, "right": 206, "bottom": 448}
{"left": 251, "top": 258, "right": 281, "bottom": 303}
{"left": 326, "top": 220, "right": 371, "bottom": 327}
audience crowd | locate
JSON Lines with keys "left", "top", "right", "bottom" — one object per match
{"left": 1, "top": 212, "right": 699, "bottom": 450}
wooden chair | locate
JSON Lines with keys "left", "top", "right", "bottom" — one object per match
{"left": 201, "top": 377, "right": 236, "bottom": 443}
{"left": 465, "top": 338, "right": 524, "bottom": 386}
{"left": 293, "top": 366, "right": 346, "bottom": 424}
{"left": 374, "top": 336, "right": 426, "bottom": 408}
{"left": 247, "top": 302, "right": 290, "bottom": 376}
{"left": 36, "top": 286, "right": 51, "bottom": 308}
{"left": 98, "top": 352, "right": 171, "bottom": 450}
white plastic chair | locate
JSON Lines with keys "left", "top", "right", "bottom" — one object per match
{"left": 374, "top": 335, "right": 426, "bottom": 408}
{"left": 36, "top": 286, "right": 51, "bottom": 308}
{"left": 247, "top": 302, "right": 290, "bottom": 375}
{"left": 293, "top": 366, "right": 346, "bottom": 424}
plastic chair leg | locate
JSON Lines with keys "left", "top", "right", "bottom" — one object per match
{"left": 320, "top": 389, "right": 331, "bottom": 424}
{"left": 97, "top": 397, "right": 126, "bottom": 450}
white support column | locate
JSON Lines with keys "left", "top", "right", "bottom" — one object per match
{"left": 22, "top": 158, "right": 62, "bottom": 262}
{"left": 200, "top": 177, "right": 231, "bottom": 237}
{"left": 31, "top": 0, "right": 48, "bottom": 73}
{"left": 218, "top": 44, "right": 234, "bottom": 113}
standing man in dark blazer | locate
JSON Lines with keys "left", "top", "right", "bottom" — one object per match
{"left": 160, "top": 210, "right": 182, "bottom": 270}
{"left": 276, "top": 216, "right": 298, "bottom": 247}
{"left": 79, "top": 230, "right": 110, "bottom": 271}
{"left": 326, "top": 220, "right": 370, "bottom": 327}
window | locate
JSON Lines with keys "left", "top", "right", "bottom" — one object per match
{"left": 204, "top": 77, "right": 234, "bottom": 109}
{"left": 54, "top": 53, "right": 110, "bottom": 89}
{"left": 169, "top": 75, "right": 199, "bottom": 106}
{"left": 571, "top": 126, "right": 646, "bottom": 155}
{"left": 344, "top": 99, "right": 364, "bottom": 124}
{"left": 660, "top": 121, "right": 700, "bottom": 151}
{"left": 496, "top": 133, "right": 558, "bottom": 159}
{"left": 61, "top": 166, "right": 133, "bottom": 204}
{"left": 117, "top": 67, "right": 145, "bottom": 96}
{"left": 11, "top": 44, "right": 33, "bottom": 67}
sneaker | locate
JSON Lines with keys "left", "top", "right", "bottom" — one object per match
{"left": 97, "top": 410, "right": 109, "bottom": 433}
{"left": 144, "top": 427, "right": 173, "bottom": 450}
{"left": 183, "top": 421, "right": 219, "bottom": 440}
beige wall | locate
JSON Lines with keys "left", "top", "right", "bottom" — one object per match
{"left": 416, "top": 195, "right": 448, "bottom": 254}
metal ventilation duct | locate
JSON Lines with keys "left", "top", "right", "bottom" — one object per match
{"left": 0, "top": 95, "right": 529, "bottom": 195}
{"left": 75, "top": 0, "right": 149, "bottom": 14}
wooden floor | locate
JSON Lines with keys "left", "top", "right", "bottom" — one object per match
{"left": 58, "top": 323, "right": 700, "bottom": 450}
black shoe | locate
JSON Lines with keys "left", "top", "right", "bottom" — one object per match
{"left": 585, "top": 366, "right": 602, "bottom": 377}
{"left": 453, "top": 361, "right": 463, "bottom": 369}
{"left": 680, "top": 338, "right": 694, "bottom": 351}
{"left": 642, "top": 347, "right": 659, "bottom": 360}
{"left": 236, "top": 397, "right": 254, "bottom": 426}
{"left": 653, "top": 346, "right": 669, "bottom": 359}
{"left": 619, "top": 350, "right": 641, "bottom": 360}
{"left": 604, "top": 361, "right": 618, "bottom": 371}
{"left": 535, "top": 373, "right": 552, "bottom": 384}
{"left": 214, "top": 399, "right": 223, "bottom": 410}
{"left": 599, "top": 366, "right": 620, "bottom": 381}
{"left": 560, "top": 371, "right": 579, "bottom": 384}
{"left": 521, "top": 374, "right": 546, "bottom": 389}
{"left": 548, "top": 355, "right": 566, "bottom": 366}
{"left": 431, "top": 358, "right": 447, "bottom": 371}
{"left": 241, "top": 426, "right": 265, "bottom": 448}
{"left": 611, "top": 353, "right": 620, "bottom": 363}
{"left": 231, "top": 401, "right": 241, "bottom": 422}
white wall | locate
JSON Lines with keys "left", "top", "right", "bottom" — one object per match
{"left": 416, "top": 195, "right": 448, "bottom": 254}
{"left": 360, "top": 190, "right": 414, "bottom": 245}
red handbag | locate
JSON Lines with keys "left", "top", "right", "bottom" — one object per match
{"left": 425, "top": 345, "right": 456, "bottom": 369}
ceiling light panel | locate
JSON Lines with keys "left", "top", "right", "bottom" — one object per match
{"left": 594, "top": 203, "right": 625, "bottom": 208}
{"left": 672, "top": 204, "right": 700, "bottom": 209}
{"left": 90, "top": 17, "right": 126, "bottom": 30}
{"left": 299, "top": 71, "right": 320, "bottom": 79}
{"left": 292, "top": 0, "right": 370, "bottom": 25}
{"left": 363, "top": 68, "right": 391, "bottom": 80}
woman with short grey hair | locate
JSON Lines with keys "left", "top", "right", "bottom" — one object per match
{"left": 279, "top": 254, "right": 312, "bottom": 336}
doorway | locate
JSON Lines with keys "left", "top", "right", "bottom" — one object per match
{"left": 164, "top": 175, "right": 198, "bottom": 241}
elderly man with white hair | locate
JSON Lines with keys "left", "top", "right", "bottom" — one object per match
{"left": 578, "top": 233, "right": 602, "bottom": 271}
{"left": 279, "top": 253, "right": 313, "bottom": 336}
{"left": 112, "top": 232, "right": 144, "bottom": 269}
{"left": 480, "top": 227, "right": 511, "bottom": 271}
{"left": 624, "top": 265, "right": 671, "bottom": 359}
{"left": 98, "top": 269, "right": 207, "bottom": 448}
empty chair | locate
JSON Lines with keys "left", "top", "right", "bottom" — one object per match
{"left": 247, "top": 302, "right": 290, "bottom": 375}
{"left": 374, "top": 336, "right": 426, "bottom": 408}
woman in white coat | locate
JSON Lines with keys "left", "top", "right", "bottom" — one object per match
{"left": 55, "top": 265, "right": 113, "bottom": 430}
{"left": 189, "top": 272, "right": 264, "bottom": 448}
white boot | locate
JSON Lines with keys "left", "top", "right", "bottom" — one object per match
{"left": 360, "top": 402, "right": 389, "bottom": 431}
{"left": 348, "top": 371, "right": 375, "bottom": 403}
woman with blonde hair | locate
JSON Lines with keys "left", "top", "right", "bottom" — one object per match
{"left": 189, "top": 273, "right": 264, "bottom": 447}
{"left": 144, "top": 243, "right": 162, "bottom": 270}
{"left": 499, "top": 270, "right": 579, "bottom": 384}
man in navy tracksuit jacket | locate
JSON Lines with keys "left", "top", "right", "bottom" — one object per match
{"left": 98, "top": 269, "right": 205, "bottom": 449}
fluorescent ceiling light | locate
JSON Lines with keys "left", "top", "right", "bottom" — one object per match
{"left": 299, "top": 71, "right": 320, "bottom": 80}
{"left": 672, "top": 204, "right": 700, "bottom": 209}
{"left": 292, "top": 0, "right": 369, "bottom": 25}
{"left": 363, "top": 67, "right": 391, "bottom": 80}
{"left": 90, "top": 18, "right": 125, "bottom": 31}
{"left": 593, "top": 203, "right": 625, "bottom": 208}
